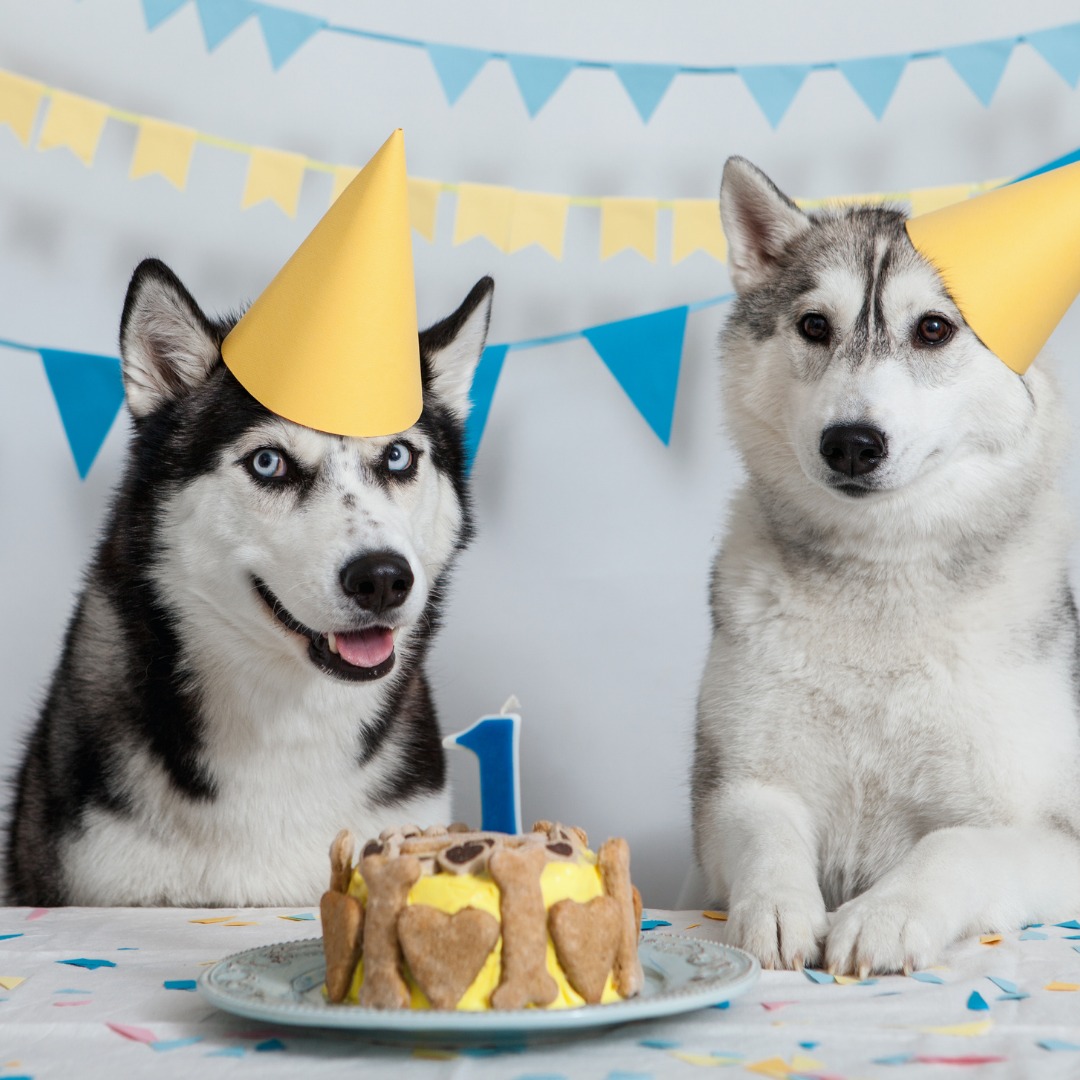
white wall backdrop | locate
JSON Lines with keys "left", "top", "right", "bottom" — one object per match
{"left": 4, "top": 0, "right": 1080, "bottom": 906}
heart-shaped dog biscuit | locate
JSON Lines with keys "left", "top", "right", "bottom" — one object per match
{"left": 548, "top": 895, "right": 621, "bottom": 1004}
{"left": 397, "top": 905, "right": 500, "bottom": 1009}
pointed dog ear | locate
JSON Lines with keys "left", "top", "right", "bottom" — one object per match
{"left": 720, "top": 157, "right": 810, "bottom": 294}
{"left": 420, "top": 277, "right": 495, "bottom": 419}
{"left": 119, "top": 259, "right": 222, "bottom": 418}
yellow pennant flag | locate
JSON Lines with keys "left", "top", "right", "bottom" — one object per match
{"left": 906, "top": 182, "right": 977, "bottom": 218}
{"left": 241, "top": 147, "right": 308, "bottom": 217}
{"left": 453, "top": 182, "right": 514, "bottom": 251}
{"left": 600, "top": 196, "right": 658, "bottom": 261}
{"left": 129, "top": 118, "right": 197, "bottom": 190}
{"left": 0, "top": 71, "right": 45, "bottom": 145}
{"left": 508, "top": 190, "right": 569, "bottom": 258}
{"left": 37, "top": 90, "right": 109, "bottom": 166}
{"left": 407, "top": 176, "right": 441, "bottom": 242}
{"left": 330, "top": 165, "right": 359, "bottom": 205}
{"left": 671, "top": 198, "right": 727, "bottom": 263}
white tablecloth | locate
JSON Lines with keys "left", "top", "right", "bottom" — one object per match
{"left": 4, "top": 905, "right": 1080, "bottom": 1078}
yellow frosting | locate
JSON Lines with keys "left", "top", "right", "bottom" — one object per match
{"left": 344, "top": 853, "right": 621, "bottom": 1009}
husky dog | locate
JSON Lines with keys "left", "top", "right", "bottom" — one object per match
{"left": 692, "top": 158, "right": 1080, "bottom": 975}
{"left": 5, "top": 259, "right": 494, "bottom": 907}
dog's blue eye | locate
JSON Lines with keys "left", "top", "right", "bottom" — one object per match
{"left": 249, "top": 448, "right": 287, "bottom": 479}
{"left": 386, "top": 442, "right": 414, "bottom": 474}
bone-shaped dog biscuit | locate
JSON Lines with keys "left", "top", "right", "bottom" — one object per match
{"left": 356, "top": 853, "right": 422, "bottom": 1009}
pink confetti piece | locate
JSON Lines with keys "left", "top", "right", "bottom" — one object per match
{"left": 25, "top": 908, "right": 49, "bottom": 921}
{"left": 107, "top": 1022, "right": 157, "bottom": 1044}
{"left": 760, "top": 1001, "right": 797, "bottom": 1011}
{"left": 53, "top": 999, "right": 91, "bottom": 1007}
{"left": 916, "top": 1056, "right": 1006, "bottom": 1065}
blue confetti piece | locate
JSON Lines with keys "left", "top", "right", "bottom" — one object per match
{"left": 58, "top": 957, "right": 116, "bottom": 969}
{"left": 803, "top": 968, "right": 834, "bottom": 984}
{"left": 54, "top": 988, "right": 92, "bottom": 994}
{"left": 1055, "top": 919, "right": 1080, "bottom": 929}
{"left": 254, "top": 1038, "right": 286, "bottom": 1052}
{"left": 1063, "top": 935, "right": 1080, "bottom": 940}
{"left": 1073, "top": 945, "right": 1080, "bottom": 955}
{"left": 206, "top": 1047, "right": 246, "bottom": 1058}
{"left": 1021, "top": 922, "right": 1044, "bottom": 929}
{"left": 712, "top": 1000, "right": 730, "bottom": 1009}
{"left": 1039, "top": 1038, "right": 1080, "bottom": 1051}
{"left": 0, "top": 933, "right": 24, "bottom": 941}
{"left": 280, "top": 912, "right": 316, "bottom": 921}
{"left": 640, "top": 919, "right": 672, "bottom": 930}
{"left": 116, "top": 947, "right": 139, "bottom": 951}
{"left": 639, "top": 1038, "right": 680, "bottom": 1049}
{"left": 1020, "top": 929, "right": 1048, "bottom": 940}
{"left": 988, "top": 976, "right": 1018, "bottom": 994}
{"left": 873, "top": 991, "right": 903, "bottom": 996}
{"left": 910, "top": 971, "right": 944, "bottom": 983}
{"left": 164, "top": 979, "right": 197, "bottom": 991}
{"left": 799, "top": 1042, "right": 819, "bottom": 1050}
{"left": 151, "top": 1037, "right": 204, "bottom": 1052}
{"left": 874, "top": 1053, "right": 916, "bottom": 1065}
{"left": 997, "top": 992, "right": 1030, "bottom": 1001}
{"left": 967, "top": 990, "right": 989, "bottom": 1011}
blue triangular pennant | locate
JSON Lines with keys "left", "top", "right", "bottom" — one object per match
{"left": 255, "top": 5, "right": 326, "bottom": 69}
{"left": 1009, "top": 145, "right": 1080, "bottom": 185}
{"left": 464, "top": 344, "right": 509, "bottom": 472}
{"left": 194, "top": 0, "right": 257, "bottom": 51}
{"left": 1026, "top": 23, "right": 1080, "bottom": 87}
{"left": 837, "top": 54, "right": 909, "bottom": 119}
{"left": 738, "top": 64, "right": 812, "bottom": 127}
{"left": 427, "top": 43, "right": 490, "bottom": 105}
{"left": 583, "top": 306, "right": 688, "bottom": 444}
{"left": 942, "top": 38, "right": 1015, "bottom": 105}
{"left": 40, "top": 349, "right": 125, "bottom": 479}
{"left": 141, "top": 0, "right": 189, "bottom": 30}
{"left": 611, "top": 63, "right": 679, "bottom": 122}
{"left": 506, "top": 53, "right": 576, "bottom": 116}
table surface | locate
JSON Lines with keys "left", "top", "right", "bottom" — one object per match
{"left": 4, "top": 905, "right": 1080, "bottom": 1078}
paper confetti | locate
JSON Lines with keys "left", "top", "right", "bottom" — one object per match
{"left": 58, "top": 957, "right": 116, "bottom": 969}
{"left": 910, "top": 971, "right": 945, "bottom": 984}
{"left": 26, "top": 908, "right": 49, "bottom": 920}
{"left": 671, "top": 1051, "right": 743, "bottom": 1066}
{"left": 684, "top": 923, "right": 701, "bottom": 929}
{"left": 920, "top": 1018, "right": 993, "bottom": 1036}
{"left": 0, "top": 933, "right": 24, "bottom": 941}
{"left": 640, "top": 1038, "right": 681, "bottom": 1049}
{"left": 164, "top": 980, "right": 197, "bottom": 991}
{"left": 804, "top": 968, "right": 834, "bottom": 984}
{"left": 1045, "top": 981, "right": 1080, "bottom": 991}
{"left": 746, "top": 1058, "right": 791, "bottom": 1078}
{"left": 833, "top": 974, "right": 876, "bottom": 985}
{"left": 1054, "top": 919, "right": 1080, "bottom": 929}
{"left": 979, "top": 934, "right": 1002, "bottom": 945}
{"left": 151, "top": 1037, "right": 205, "bottom": 1052}
{"left": 640, "top": 919, "right": 672, "bottom": 930}
{"left": 189, "top": 916, "right": 236, "bottom": 924}
{"left": 1039, "top": 1039, "right": 1080, "bottom": 1051}
{"left": 1020, "top": 929, "right": 1048, "bottom": 940}
{"left": 0, "top": 977, "right": 26, "bottom": 990}
{"left": 967, "top": 991, "right": 989, "bottom": 1011}
{"left": 107, "top": 1022, "right": 157, "bottom": 1043}
{"left": 278, "top": 913, "right": 316, "bottom": 921}
{"left": 988, "top": 976, "right": 1018, "bottom": 994}
{"left": 254, "top": 1039, "right": 286, "bottom": 1051}
{"left": 702, "top": 911, "right": 728, "bottom": 921}
{"left": 760, "top": 1001, "right": 796, "bottom": 1011}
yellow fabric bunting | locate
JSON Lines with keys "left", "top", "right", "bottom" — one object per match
{"left": 407, "top": 176, "right": 442, "bottom": 241}
{"left": 508, "top": 191, "right": 570, "bottom": 258}
{"left": 672, "top": 198, "right": 727, "bottom": 263}
{"left": 37, "top": 90, "right": 109, "bottom": 166}
{"left": 330, "top": 165, "right": 359, "bottom": 205}
{"left": 600, "top": 197, "right": 658, "bottom": 261}
{"left": 241, "top": 147, "right": 307, "bottom": 217}
{"left": 129, "top": 118, "right": 197, "bottom": 190}
{"left": 0, "top": 71, "right": 44, "bottom": 145}
{"left": 907, "top": 182, "right": 984, "bottom": 217}
{"left": 453, "top": 181, "right": 515, "bottom": 251}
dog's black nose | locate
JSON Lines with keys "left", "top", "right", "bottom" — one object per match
{"left": 340, "top": 552, "right": 414, "bottom": 613}
{"left": 820, "top": 423, "right": 888, "bottom": 477}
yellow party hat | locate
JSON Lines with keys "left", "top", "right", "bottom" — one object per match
{"left": 221, "top": 129, "right": 422, "bottom": 436}
{"left": 905, "top": 160, "right": 1080, "bottom": 374}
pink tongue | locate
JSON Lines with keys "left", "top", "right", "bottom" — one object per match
{"left": 335, "top": 628, "right": 394, "bottom": 668}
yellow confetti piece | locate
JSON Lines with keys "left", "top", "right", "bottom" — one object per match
{"left": 920, "top": 1019, "right": 993, "bottom": 1037}
{"left": 791, "top": 1055, "right": 824, "bottom": 1071}
{"left": 189, "top": 916, "right": 235, "bottom": 924}
{"left": 833, "top": 974, "right": 863, "bottom": 985}
{"left": 684, "top": 923, "right": 701, "bottom": 929}
{"left": 702, "top": 910, "right": 728, "bottom": 921}
{"left": 979, "top": 934, "right": 1003, "bottom": 945}
{"left": 0, "top": 976, "right": 26, "bottom": 990}
{"left": 222, "top": 921, "right": 258, "bottom": 927}
{"left": 1045, "top": 981, "right": 1080, "bottom": 991}
{"left": 670, "top": 1051, "right": 742, "bottom": 1067}
{"left": 746, "top": 1057, "right": 791, "bottom": 1078}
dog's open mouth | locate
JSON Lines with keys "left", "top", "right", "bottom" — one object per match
{"left": 252, "top": 577, "right": 397, "bottom": 682}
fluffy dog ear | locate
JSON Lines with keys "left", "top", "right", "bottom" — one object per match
{"left": 720, "top": 157, "right": 810, "bottom": 294}
{"left": 119, "top": 258, "right": 222, "bottom": 418}
{"left": 420, "top": 276, "right": 495, "bottom": 419}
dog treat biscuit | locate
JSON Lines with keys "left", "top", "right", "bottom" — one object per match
{"left": 319, "top": 823, "right": 643, "bottom": 1011}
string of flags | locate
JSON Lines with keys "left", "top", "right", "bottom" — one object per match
{"left": 0, "top": 65, "right": 1010, "bottom": 264}
{"left": 135, "top": 1, "right": 1080, "bottom": 124}
{"left": 0, "top": 295, "right": 730, "bottom": 481}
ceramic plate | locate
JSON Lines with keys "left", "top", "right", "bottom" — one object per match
{"left": 198, "top": 934, "right": 759, "bottom": 1045}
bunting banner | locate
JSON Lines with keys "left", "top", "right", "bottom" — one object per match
{"left": 6, "top": 63, "right": 1053, "bottom": 264}
{"left": 133, "top": 2, "right": 1080, "bottom": 125}
{"left": 0, "top": 295, "right": 729, "bottom": 481}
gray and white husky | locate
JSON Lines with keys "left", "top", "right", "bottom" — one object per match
{"left": 5, "top": 259, "right": 494, "bottom": 907}
{"left": 691, "top": 158, "right": 1080, "bottom": 975}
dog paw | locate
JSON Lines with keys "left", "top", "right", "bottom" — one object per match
{"left": 825, "top": 892, "right": 945, "bottom": 977}
{"left": 726, "top": 887, "right": 828, "bottom": 970}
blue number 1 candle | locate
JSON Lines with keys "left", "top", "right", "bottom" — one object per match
{"left": 443, "top": 697, "right": 522, "bottom": 834}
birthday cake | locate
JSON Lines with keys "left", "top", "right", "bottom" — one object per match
{"left": 319, "top": 821, "right": 644, "bottom": 1010}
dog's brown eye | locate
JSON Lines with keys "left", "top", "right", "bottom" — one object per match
{"left": 916, "top": 314, "right": 953, "bottom": 346}
{"left": 799, "top": 313, "right": 830, "bottom": 342}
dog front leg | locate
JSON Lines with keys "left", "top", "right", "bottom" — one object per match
{"left": 699, "top": 780, "right": 827, "bottom": 969}
{"left": 825, "top": 824, "right": 1080, "bottom": 976}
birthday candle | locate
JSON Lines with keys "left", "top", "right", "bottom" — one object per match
{"left": 444, "top": 698, "right": 522, "bottom": 834}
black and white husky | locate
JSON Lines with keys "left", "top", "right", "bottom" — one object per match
{"left": 5, "top": 259, "right": 494, "bottom": 907}
{"left": 691, "top": 158, "right": 1080, "bottom": 975}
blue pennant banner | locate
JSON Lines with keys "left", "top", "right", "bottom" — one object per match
{"left": 1008, "top": 145, "right": 1080, "bottom": 185}
{"left": 39, "top": 349, "right": 125, "bottom": 479}
{"left": 255, "top": 6, "right": 327, "bottom": 70}
{"left": 611, "top": 63, "right": 679, "bottom": 123}
{"left": 506, "top": 53, "right": 576, "bottom": 116}
{"left": 837, "top": 55, "right": 909, "bottom": 119}
{"left": 193, "top": 0, "right": 257, "bottom": 52}
{"left": 738, "top": 63, "right": 812, "bottom": 127}
{"left": 1026, "top": 23, "right": 1080, "bottom": 87}
{"left": 464, "top": 344, "right": 509, "bottom": 472}
{"left": 141, "top": 0, "right": 189, "bottom": 30}
{"left": 582, "top": 306, "right": 689, "bottom": 445}
{"left": 427, "top": 43, "right": 490, "bottom": 105}
{"left": 942, "top": 38, "right": 1015, "bottom": 105}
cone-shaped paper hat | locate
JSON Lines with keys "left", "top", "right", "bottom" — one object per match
{"left": 221, "top": 129, "right": 421, "bottom": 436}
{"left": 905, "top": 160, "right": 1080, "bottom": 375}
